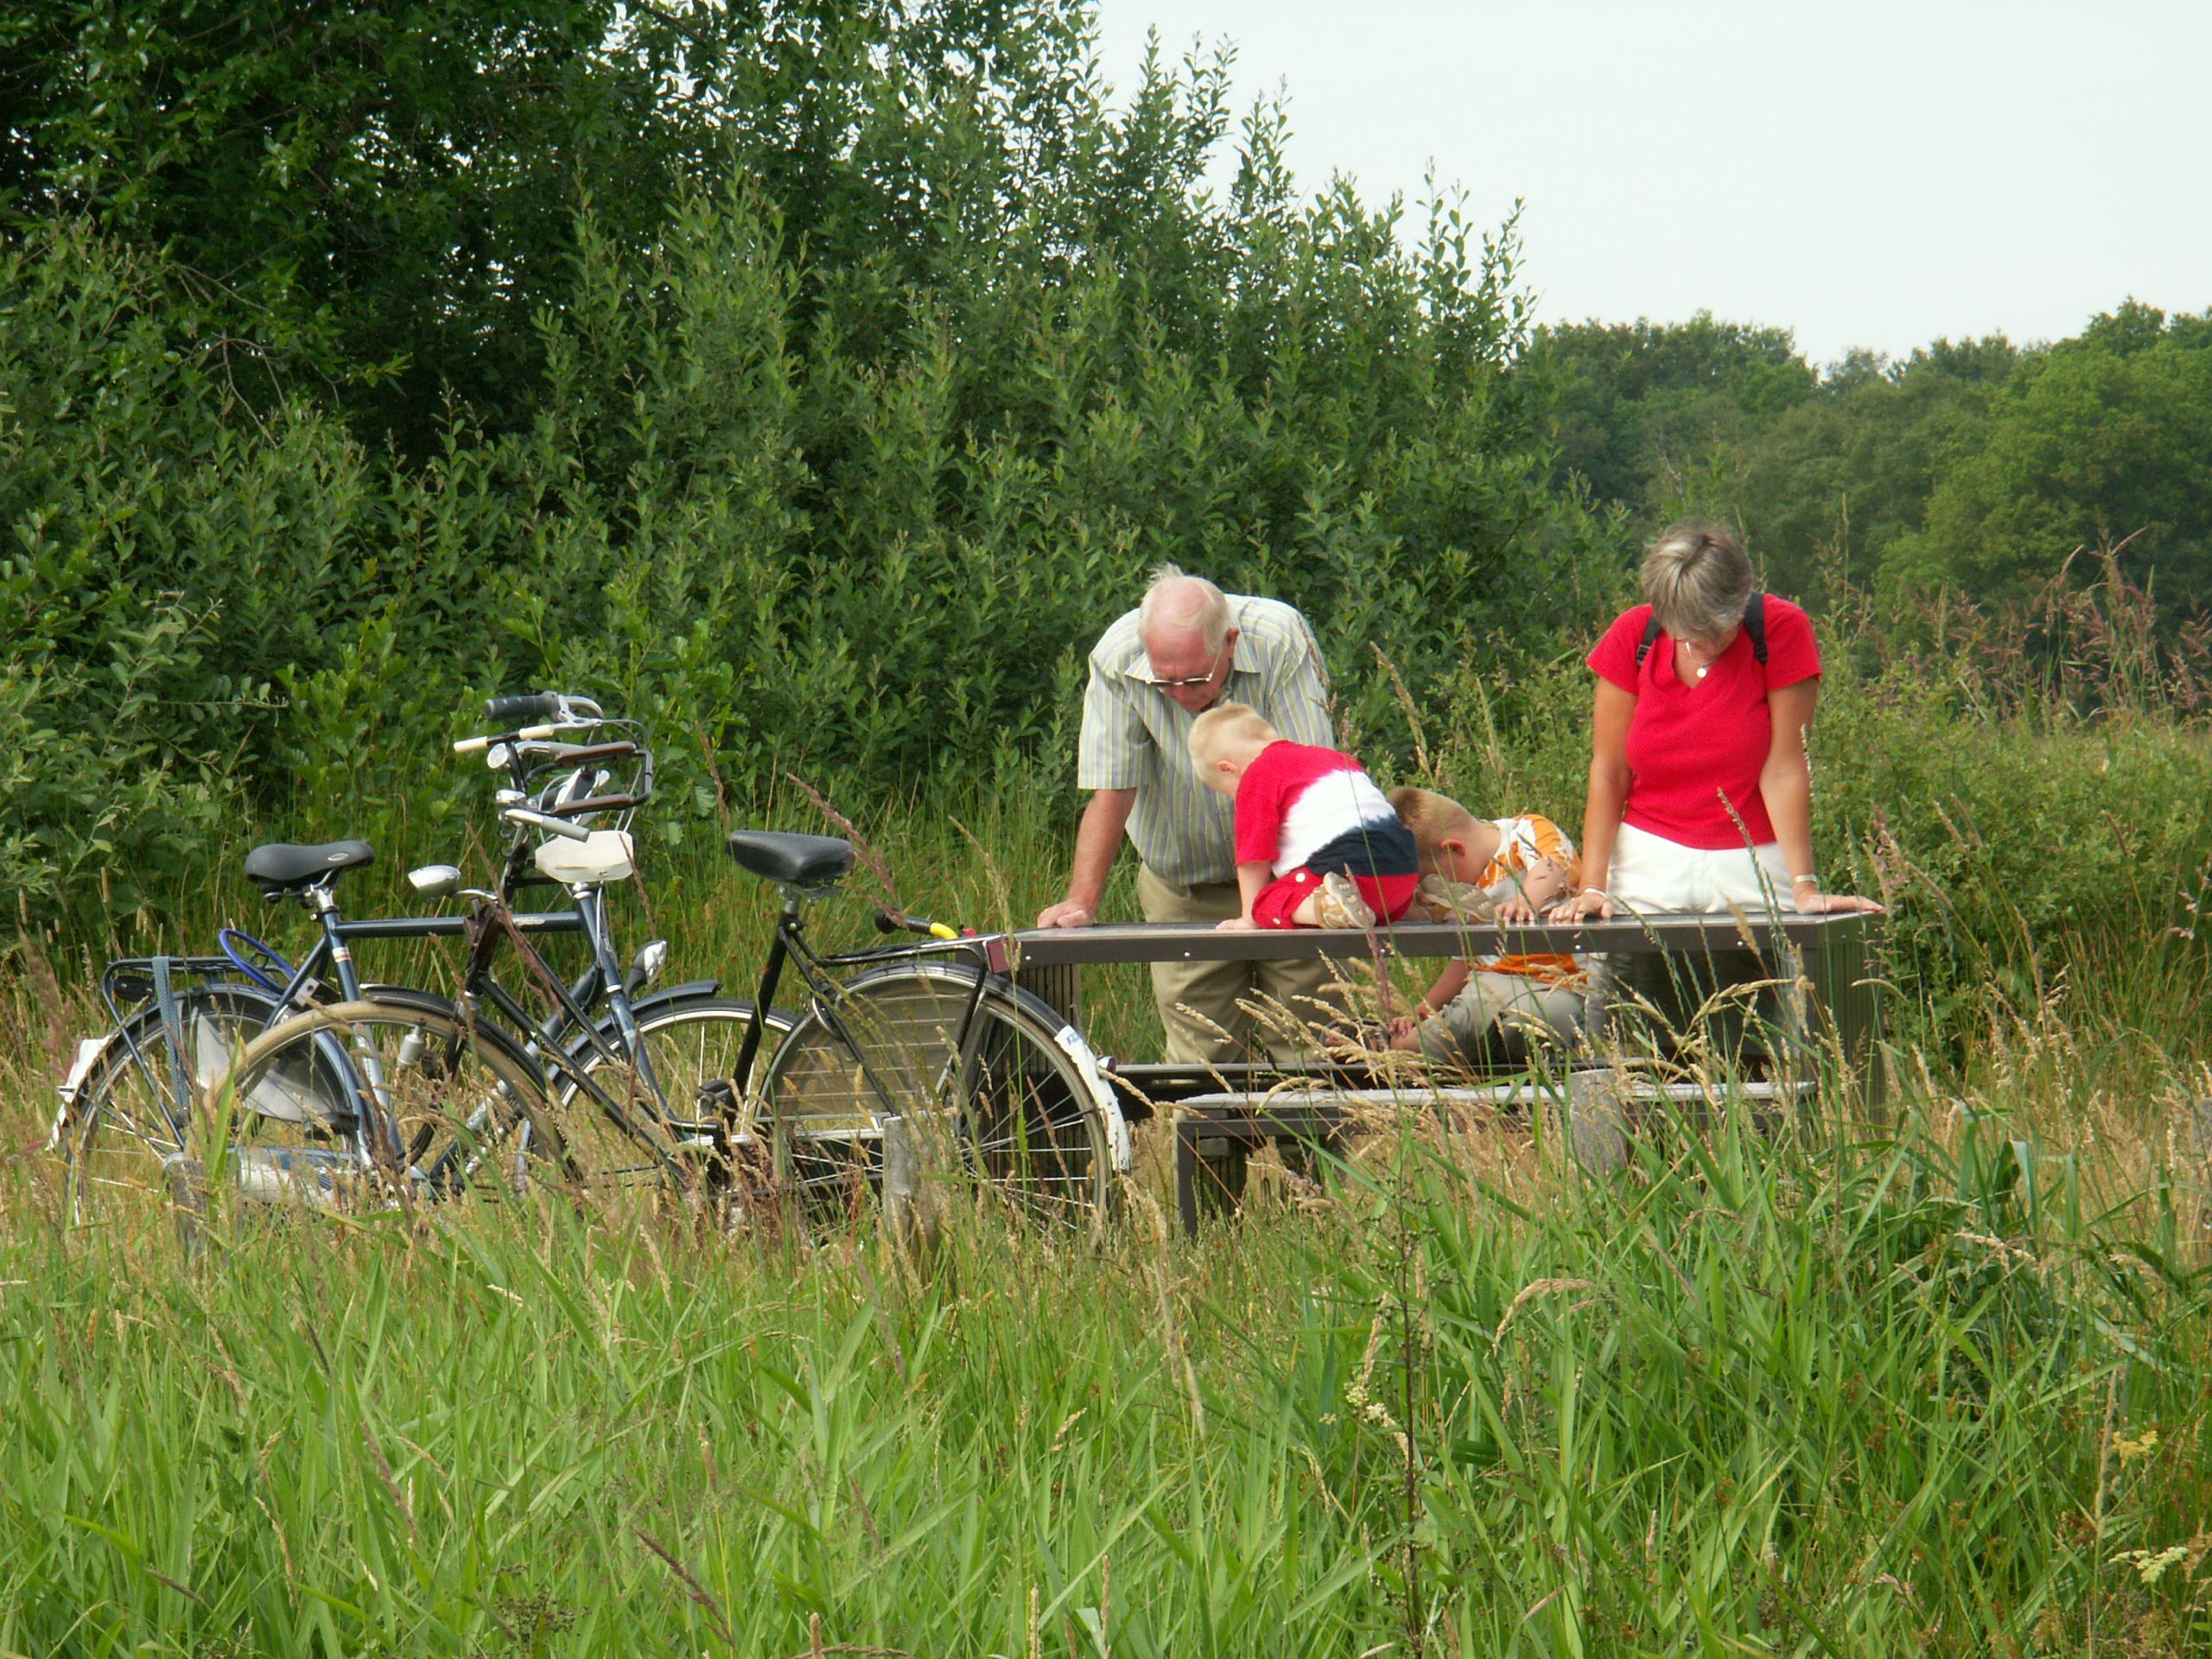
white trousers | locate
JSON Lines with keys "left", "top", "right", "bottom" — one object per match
{"left": 1607, "top": 822, "right": 1797, "bottom": 913}
{"left": 1595, "top": 823, "right": 1802, "bottom": 1059}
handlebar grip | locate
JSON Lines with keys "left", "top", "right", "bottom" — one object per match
{"left": 453, "top": 734, "right": 492, "bottom": 754}
{"left": 545, "top": 794, "right": 638, "bottom": 817}
{"left": 484, "top": 691, "right": 563, "bottom": 723}
{"left": 874, "top": 908, "right": 962, "bottom": 941}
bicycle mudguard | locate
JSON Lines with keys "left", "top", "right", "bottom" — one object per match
{"left": 626, "top": 980, "right": 724, "bottom": 1014}
{"left": 50, "top": 1033, "right": 116, "bottom": 1147}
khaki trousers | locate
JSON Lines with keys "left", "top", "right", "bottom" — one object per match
{"left": 1136, "top": 866, "right": 1348, "bottom": 1065}
{"left": 1415, "top": 972, "right": 1585, "bottom": 1068}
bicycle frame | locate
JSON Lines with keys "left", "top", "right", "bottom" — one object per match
{"left": 449, "top": 884, "right": 695, "bottom": 1150}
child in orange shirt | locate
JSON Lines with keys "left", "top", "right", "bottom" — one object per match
{"left": 1384, "top": 786, "right": 1586, "bottom": 1065}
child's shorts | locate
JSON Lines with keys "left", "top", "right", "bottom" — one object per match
{"left": 1251, "top": 868, "right": 1419, "bottom": 930}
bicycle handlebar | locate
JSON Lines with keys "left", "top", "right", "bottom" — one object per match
{"left": 454, "top": 722, "right": 562, "bottom": 755}
{"left": 454, "top": 691, "right": 611, "bottom": 753}
{"left": 503, "top": 805, "right": 593, "bottom": 842}
{"left": 534, "top": 741, "right": 637, "bottom": 766}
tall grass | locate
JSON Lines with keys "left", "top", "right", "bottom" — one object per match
{"left": 4, "top": 909, "right": 2210, "bottom": 1655}
{"left": 3, "top": 558, "right": 2209, "bottom": 1654}
{"left": 1304, "top": 1080, "right": 2211, "bottom": 1655}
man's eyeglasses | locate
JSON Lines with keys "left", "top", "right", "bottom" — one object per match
{"left": 1135, "top": 639, "right": 1230, "bottom": 691}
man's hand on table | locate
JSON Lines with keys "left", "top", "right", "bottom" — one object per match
{"left": 1036, "top": 899, "right": 1096, "bottom": 929}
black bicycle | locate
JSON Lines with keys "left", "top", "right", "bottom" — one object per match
{"left": 200, "top": 824, "right": 1129, "bottom": 1231}
{"left": 55, "top": 694, "right": 750, "bottom": 1227}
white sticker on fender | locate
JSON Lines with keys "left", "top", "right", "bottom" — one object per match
{"left": 1052, "top": 1021, "right": 1134, "bottom": 1172}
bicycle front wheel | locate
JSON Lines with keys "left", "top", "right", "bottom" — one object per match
{"left": 758, "top": 964, "right": 1124, "bottom": 1231}
{"left": 223, "top": 999, "right": 559, "bottom": 1207}
{"left": 62, "top": 985, "right": 285, "bottom": 1238}
{"left": 557, "top": 995, "right": 795, "bottom": 1194}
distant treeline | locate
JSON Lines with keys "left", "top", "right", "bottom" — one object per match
{"left": 1537, "top": 305, "right": 2212, "bottom": 616}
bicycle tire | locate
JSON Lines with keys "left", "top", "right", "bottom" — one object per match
{"left": 556, "top": 995, "right": 796, "bottom": 1195}
{"left": 221, "top": 998, "right": 563, "bottom": 1206}
{"left": 758, "top": 963, "right": 1126, "bottom": 1231}
{"left": 60, "top": 984, "right": 287, "bottom": 1236}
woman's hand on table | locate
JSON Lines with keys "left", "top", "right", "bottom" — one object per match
{"left": 1793, "top": 886, "right": 1885, "bottom": 915}
{"left": 1216, "top": 915, "right": 1259, "bottom": 931}
{"left": 1548, "top": 887, "right": 1615, "bottom": 923}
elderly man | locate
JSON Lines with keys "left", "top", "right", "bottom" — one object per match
{"left": 1037, "top": 566, "right": 1343, "bottom": 1063}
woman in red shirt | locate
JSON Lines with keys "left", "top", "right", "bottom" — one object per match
{"left": 1549, "top": 521, "right": 1878, "bottom": 1048}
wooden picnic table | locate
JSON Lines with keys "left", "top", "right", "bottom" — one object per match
{"left": 995, "top": 909, "right": 1885, "bottom": 1233}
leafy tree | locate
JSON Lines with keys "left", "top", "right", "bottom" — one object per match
{"left": 1737, "top": 334, "right": 2018, "bottom": 597}
{"left": 0, "top": 7, "right": 1606, "bottom": 926}
{"left": 1879, "top": 302, "right": 2212, "bottom": 614}
{"left": 1533, "top": 311, "right": 1815, "bottom": 515}
{"left": 0, "top": 0, "right": 1087, "bottom": 451}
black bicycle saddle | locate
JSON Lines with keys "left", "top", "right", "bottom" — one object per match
{"left": 243, "top": 839, "right": 377, "bottom": 893}
{"left": 725, "top": 831, "right": 852, "bottom": 889}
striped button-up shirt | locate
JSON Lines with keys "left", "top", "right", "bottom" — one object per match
{"left": 1076, "top": 594, "right": 1334, "bottom": 887}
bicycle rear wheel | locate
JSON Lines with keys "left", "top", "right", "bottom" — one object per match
{"left": 758, "top": 964, "right": 1123, "bottom": 1231}
{"left": 223, "top": 999, "right": 558, "bottom": 1206}
{"left": 61, "top": 986, "right": 284, "bottom": 1238}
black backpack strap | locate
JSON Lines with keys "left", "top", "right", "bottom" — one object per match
{"left": 1634, "top": 593, "right": 1770, "bottom": 670}
{"left": 1633, "top": 612, "right": 1663, "bottom": 669}
{"left": 1744, "top": 591, "right": 1769, "bottom": 664}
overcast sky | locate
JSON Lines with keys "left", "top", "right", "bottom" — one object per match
{"left": 1088, "top": 1, "right": 2212, "bottom": 370}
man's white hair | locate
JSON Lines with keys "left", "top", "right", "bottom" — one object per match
{"left": 1137, "top": 564, "right": 1232, "bottom": 652}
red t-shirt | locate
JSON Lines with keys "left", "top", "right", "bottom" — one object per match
{"left": 1586, "top": 598, "right": 1821, "bottom": 849}
{"left": 1233, "top": 741, "right": 1417, "bottom": 877}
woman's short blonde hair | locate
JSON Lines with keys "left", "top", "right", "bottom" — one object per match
{"left": 1187, "top": 702, "right": 1278, "bottom": 768}
{"left": 1642, "top": 520, "right": 1753, "bottom": 642}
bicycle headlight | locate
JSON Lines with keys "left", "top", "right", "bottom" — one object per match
{"left": 626, "top": 939, "right": 669, "bottom": 995}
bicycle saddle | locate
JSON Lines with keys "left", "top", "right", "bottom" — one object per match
{"left": 725, "top": 831, "right": 851, "bottom": 889}
{"left": 243, "top": 839, "right": 376, "bottom": 893}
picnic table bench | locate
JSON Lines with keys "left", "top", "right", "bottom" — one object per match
{"left": 1000, "top": 911, "right": 1885, "bottom": 1233}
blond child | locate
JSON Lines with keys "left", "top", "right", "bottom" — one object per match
{"left": 1188, "top": 703, "right": 1420, "bottom": 931}
{"left": 1385, "top": 786, "right": 1586, "bottom": 1064}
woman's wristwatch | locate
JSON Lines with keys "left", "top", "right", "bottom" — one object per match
{"left": 1792, "top": 873, "right": 1819, "bottom": 890}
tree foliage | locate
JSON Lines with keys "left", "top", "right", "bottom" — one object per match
{"left": 1539, "top": 302, "right": 2212, "bottom": 616}
{"left": 1881, "top": 302, "right": 2212, "bottom": 611}
{"left": 0, "top": 4, "right": 1607, "bottom": 925}
{"left": 1535, "top": 311, "right": 1815, "bottom": 515}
